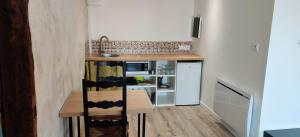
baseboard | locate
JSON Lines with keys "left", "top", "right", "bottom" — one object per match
{"left": 200, "top": 101, "right": 239, "bottom": 137}
{"left": 199, "top": 101, "right": 221, "bottom": 119}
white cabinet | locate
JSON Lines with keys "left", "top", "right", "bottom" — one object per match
{"left": 156, "top": 61, "right": 176, "bottom": 106}
{"left": 176, "top": 61, "right": 202, "bottom": 105}
{"left": 126, "top": 60, "right": 202, "bottom": 107}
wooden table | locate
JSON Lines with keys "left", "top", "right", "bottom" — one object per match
{"left": 59, "top": 90, "right": 153, "bottom": 137}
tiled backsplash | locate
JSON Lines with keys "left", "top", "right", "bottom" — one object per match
{"left": 86, "top": 40, "right": 192, "bottom": 55}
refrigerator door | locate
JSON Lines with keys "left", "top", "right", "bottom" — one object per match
{"left": 176, "top": 62, "right": 202, "bottom": 105}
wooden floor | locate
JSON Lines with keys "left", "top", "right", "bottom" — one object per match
{"left": 80, "top": 105, "right": 234, "bottom": 137}
{"left": 128, "top": 106, "right": 234, "bottom": 137}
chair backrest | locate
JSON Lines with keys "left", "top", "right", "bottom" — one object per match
{"left": 82, "top": 61, "right": 127, "bottom": 137}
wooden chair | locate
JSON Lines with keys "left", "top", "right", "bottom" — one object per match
{"left": 82, "top": 61, "right": 128, "bottom": 137}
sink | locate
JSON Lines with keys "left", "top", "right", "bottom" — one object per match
{"left": 99, "top": 53, "right": 119, "bottom": 57}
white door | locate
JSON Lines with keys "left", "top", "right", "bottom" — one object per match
{"left": 176, "top": 62, "right": 202, "bottom": 105}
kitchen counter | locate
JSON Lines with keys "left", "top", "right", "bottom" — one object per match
{"left": 85, "top": 54, "right": 204, "bottom": 61}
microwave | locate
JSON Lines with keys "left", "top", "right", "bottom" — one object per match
{"left": 126, "top": 61, "right": 149, "bottom": 75}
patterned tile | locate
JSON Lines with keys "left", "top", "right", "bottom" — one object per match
{"left": 85, "top": 40, "right": 192, "bottom": 55}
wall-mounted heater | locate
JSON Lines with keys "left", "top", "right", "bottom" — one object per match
{"left": 214, "top": 79, "right": 253, "bottom": 137}
{"left": 192, "top": 16, "right": 203, "bottom": 38}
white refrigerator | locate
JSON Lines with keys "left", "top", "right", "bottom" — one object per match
{"left": 176, "top": 61, "right": 202, "bottom": 105}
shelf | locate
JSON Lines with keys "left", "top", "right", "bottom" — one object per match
{"left": 127, "top": 85, "right": 156, "bottom": 88}
{"left": 157, "top": 75, "right": 176, "bottom": 77}
{"left": 127, "top": 74, "right": 175, "bottom": 77}
{"left": 126, "top": 74, "right": 156, "bottom": 77}
{"left": 127, "top": 83, "right": 156, "bottom": 88}
{"left": 156, "top": 104, "right": 175, "bottom": 107}
{"left": 157, "top": 92, "right": 175, "bottom": 106}
{"left": 157, "top": 89, "right": 175, "bottom": 93}
{"left": 124, "top": 60, "right": 177, "bottom": 107}
{"left": 157, "top": 61, "right": 176, "bottom": 77}
{"left": 157, "top": 77, "right": 175, "bottom": 93}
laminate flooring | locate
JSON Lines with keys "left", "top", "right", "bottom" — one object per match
{"left": 128, "top": 105, "right": 234, "bottom": 137}
{"left": 80, "top": 105, "right": 234, "bottom": 137}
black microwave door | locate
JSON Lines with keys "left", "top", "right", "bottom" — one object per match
{"left": 126, "top": 63, "right": 148, "bottom": 72}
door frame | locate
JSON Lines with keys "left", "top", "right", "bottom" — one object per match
{"left": 0, "top": 0, "right": 37, "bottom": 137}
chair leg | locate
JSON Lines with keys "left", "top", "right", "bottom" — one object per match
{"left": 69, "top": 117, "right": 73, "bottom": 137}
{"left": 84, "top": 120, "right": 89, "bottom": 137}
{"left": 138, "top": 114, "right": 141, "bottom": 137}
{"left": 122, "top": 122, "right": 126, "bottom": 137}
{"left": 142, "top": 114, "right": 146, "bottom": 137}
{"left": 77, "top": 117, "right": 80, "bottom": 137}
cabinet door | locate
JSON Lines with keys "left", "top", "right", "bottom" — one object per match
{"left": 176, "top": 62, "right": 202, "bottom": 105}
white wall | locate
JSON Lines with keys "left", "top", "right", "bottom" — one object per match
{"left": 89, "top": 0, "right": 194, "bottom": 41}
{"left": 29, "top": 0, "right": 87, "bottom": 136}
{"left": 259, "top": 0, "right": 300, "bottom": 136}
{"left": 192, "top": 0, "right": 274, "bottom": 136}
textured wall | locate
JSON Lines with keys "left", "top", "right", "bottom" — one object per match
{"left": 193, "top": 0, "right": 274, "bottom": 136}
{"left": 29, "top": 0, "right": 88, "bottom": 136}
{"left": 88, "top": 0, "right": 194, "bottom": 41}
{"left": 260, "top": 0, "right": 300, "bottom": 136}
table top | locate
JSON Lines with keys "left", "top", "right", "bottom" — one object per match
{"left": 59, "top": 90, "right": 153, "bottom": 117}
{"left": 85, "top": 54, "right": 204, "bottom": 61}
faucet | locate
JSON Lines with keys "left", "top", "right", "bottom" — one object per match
{"left": 99, "top": 35, "right": 109, "bottom": 55}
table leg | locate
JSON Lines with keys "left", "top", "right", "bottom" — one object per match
{"left": 77, "top": 116, "right": 80, "bottom": 137}
{"left": 138, "top": 113, "right": 141, "bottom": 137}
{"left": 142, "top": 113, "right": 146, "bottom": 137}
{"left": 69, "top": 117, "right": 73, "bottom": 137}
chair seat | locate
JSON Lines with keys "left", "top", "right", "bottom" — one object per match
{"left": 89, "top": 122, "right": 129, "bottom": 137}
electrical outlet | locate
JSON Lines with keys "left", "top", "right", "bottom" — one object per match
{"left": 251, "top": 43, "right": 260, "bottom": 53}
{"left": 179, "top": 45, "right": 191, "bottom": 50}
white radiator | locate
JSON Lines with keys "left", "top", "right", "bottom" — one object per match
{"left": 214, "top": 79, "right": 253, "bottom": 137}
